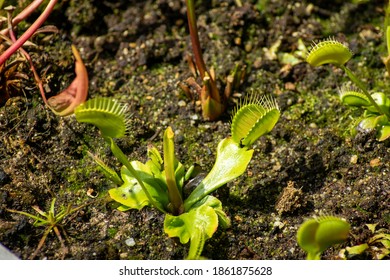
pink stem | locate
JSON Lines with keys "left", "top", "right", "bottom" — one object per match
{"left": 0, "top": 0, "right": 45, "bottom": 36}
{"left": 0, "top": 0, "right": 57, "bottom": 66}
{"left": 8, "top": 27, "right": 48, "bottom": 105}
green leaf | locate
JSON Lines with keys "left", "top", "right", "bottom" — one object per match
{"left": 278, "top": 52, "right": 302, "bottom": 66}
{"left": 164, "top": 202, "right": 219, "bottom": 259}
{"left": 88, "top": 152, "right": 123, "bottom": 185}
{"left": 242, "top": 108, "right": 280, "bottom": 147}
{"left": 358, "top": 115, "right": 387, "bottom": 131}
{"left": 297, "top": 216, "right": 350, "bottom": 260}
{"left": 365, "top": 223, "right": 378, "bottom": 234}
{"left": 315, "top": 216, "right": 350, "bottom": 253}
{"left": 306, "top": 39, "right": 353, "bottom": 67}
{"left": 163, "top": 127, "right": 184, "bottom": 214}
{"left": 145, "top": 145, "right": 163, "bottom": 175}
{"left": 75, "top": 97, "right": 130, "bottom": 139}
{"left": 378, "top": 124, "right": 390, "bottom": 141}
{"left": 184, "top": 165, "right": 195, "bottom": 181}
{"left": 376, "top": 248, "right": 390, "bottom": 259}
{"left": 106, "top": 137, "right": 167, "bottom": 213}
{"left": 296, "top": 219, "right": 320, "bottom": 256}
{"left": 369, "top": 233, "right": 390, "bottom": 245}
{"left": 164, "top": 204, "right": 218, "bottom": 244}
{"left": 108, "top": 164, "right": 168, "bottom": 211}
{"left": 192, "top": 195, "right": 231, "bottom": 229}
{"left": 366, "top": 92, "right": 390, "bottom": 115}
{"left": 187, "top": 226, "right": 207, "bottom": 260}
{"left": 231, "top": 93, "right": 280, "bottom": 147}
{"left": 164, "top": 215, "right": 190, "bottom": 244}
{"left": 175, "top": 162, "right": 186, "bottom": 192}
{"left": 345, "top": 243, "right": 370, "bottom": 256}
{"left": 380, "top": 239, "right": 390, "bottom": 249}
{"left": 339, "top": 86, "right": 371, "bottom": 107}
{"left": 183, "top": 138, "right": 253, "bottom": 211}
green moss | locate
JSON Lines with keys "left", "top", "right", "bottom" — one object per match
{"left": 65, "top": 152, "right": 95, "bottom": 191}
{"left": 384, "top": 214, "right": 390, "bottom": 224}
{"left": 107, "top": 227, "right": 118, "bottom": 238}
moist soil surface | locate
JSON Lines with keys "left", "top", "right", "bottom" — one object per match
{"left": 0, "top": 0, "right": 389, "bottom": 260}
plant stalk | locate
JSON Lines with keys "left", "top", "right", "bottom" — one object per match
{"left": 306, "top": 252, "right": 321, "bottom": 260}
{"left": 105, "top": 137, "right": 167, "bottom": 214}
{"left": 385, "top": 26, "right": 390, "bottom": 76}
{"left": 385, "top": 0, "right": 390, "bottom": 56}
{"left": 0, "top": 0, "right": 58, "bottom": 66}
{"left": 185, "top": 0, "right": 223, "bottom": 115}
{"left": 341, "top": 65, "right": 389, "bottom": 118}
{"left": 0, "top": 0, "right": 45, "bottom": 36}
{"left": 5, "top": 8, "right": 48, "bottom": 105}
{"left": 163, "top": 127, "right": 184, "bottom": 215}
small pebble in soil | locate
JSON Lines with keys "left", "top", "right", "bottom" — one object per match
{"left": 350, "top": 155, "right": 358, "bottom": 164}
{"left": 125, "top": 237, "right": 136, "bottom": 247}
{"left": 272, "top": 217, "right": 285, "bottom": 230}
{"left": 309, "top": 123, "right": 317, "bottom": 129}
{"left": 120, "top": 253, "right": 128, "bottom": 259}
{"left": 177, "top": 100, "right": 186, "bottom": 107}
{"left": 190, "top": 114, "right": 199, "bottom": 120}
{"left": 369, "top": 158, "right": 381, "bottom": 167}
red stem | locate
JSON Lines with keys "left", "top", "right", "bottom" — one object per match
{"left": 0, "top": 0, "right": 58, "bottom": 66}
{"left": 185, "top": 0, "right": 221, "bottom": 106}
{"left": 0, "top": 0, "right": 45, "bottom": 36}
{"left": 186, "top": 0, "right": 207, "bottom": 79}
{"left": 7, "top": 15, "right": 48, "bottom": 105}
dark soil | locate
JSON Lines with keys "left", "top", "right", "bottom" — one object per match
{"left": 0, "top": 0, "right": 389, "bottom": 260}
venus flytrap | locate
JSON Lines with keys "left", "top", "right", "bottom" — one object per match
{"left": 297, "top": 215, "right": 350, "bottom": 260}
{"left": 75, "top": 97, "right": 166, "bottom": 214}
{"left": 75, "top": 92, "right": 280, "bottom": 259}
{"left": 339, "top": 223, "right": 390, "bottom": 260}
{"left": 7, "top": 198, "right": 88, "bottom": 259}
{"left": 306, "top": 38, "right": 390, "bottom": 141}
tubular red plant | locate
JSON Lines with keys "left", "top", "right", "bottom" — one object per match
{"left": 47, "top": 45, "right": 89, "bottom": 116}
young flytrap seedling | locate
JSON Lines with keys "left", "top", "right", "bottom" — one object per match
{"left": 0, "top": 1, "right": 88, "bottom": 116}
{"left": 74, "top": 92, "right": 280, "bottom": 259}
{"left": 7, "top": 198, "right": 87, "bottom": 259}
{"left": 180, "top": 0, "right": 246, "bottom": 121}
{"left": 297, "top": 215, "right": 350, "bottom": 260}
{"left": 306, "top": 38, "right": 390, "bottom": 141}
{"left": 339, "top": 223, "right": 390, "bottom": 260}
